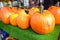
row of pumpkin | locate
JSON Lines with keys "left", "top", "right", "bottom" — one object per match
{"left": 0, "top": 5, "right": 60, "bottom": 34}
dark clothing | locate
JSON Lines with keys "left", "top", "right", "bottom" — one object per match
{"left": 53, "top": 0, "right": 60, "bottom": 4}
{"left": 31, "top": 0, "right": 54, "bottom": 9}
{"left": 11, "top": 0, "right": 60, "bottom": 9}
{"left": 44, "top": 0, "right": 54, "bottom": 9}
{"left": 34, "top": 0, "right": 60, "bottom": 9}
{"left": 0, "top": 28, "right": 9, "bottom": 40}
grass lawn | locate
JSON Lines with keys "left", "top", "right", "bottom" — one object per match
{"left": 0, "top": 21, "right": 60, "bottom": 40}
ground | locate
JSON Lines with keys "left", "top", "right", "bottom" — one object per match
{"left": 0, "top": 21, "right": 60, "bottom": 40}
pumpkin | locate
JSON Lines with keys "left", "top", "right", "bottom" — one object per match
{"left": 5, "top": 37, "right": 16, "bottom": 40}
{"left": 48, "top": 6, "right": 60, "bottom": 24}
{"left": 30, "top": 10, "right": 55, "bottom": 34}
{"left": 0, "top": 10, "right": 2, "bottom": 21}
{"left": 10, "top": 13, "right": 19, "bottom": 26}
{"left": 17, "top": 9, "right": 26, "bottom": 15}
{"left": 1, "top": 6, "right": 14, "bottom": 24}
{"left": 11, "top": 7, "right": 18, "bottom": 13}
{"left": 16, "top": 10, "right": 30, "bottom": 29}
{"left": 0, "top": 14, "right": 1, "bottom": 18}
{"left": 29, "top": 7, "right": 40, "bottom": 16}
{"left": 0, "top": 9, "right": 1, "bottom": 18}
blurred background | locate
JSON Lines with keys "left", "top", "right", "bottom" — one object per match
{"left": 0, "top": 0, "right": 60, "bottom": 9}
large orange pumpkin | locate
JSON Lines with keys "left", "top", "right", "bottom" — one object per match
{"left": 10, "top": 13, "right": 19, "bottom": 26}
{"left": 48, "top": 6, "right": 60, "bottom": 24}
{"left": 16, "top": 10, "right": 30, "bottom": 29}
{"left": 29, "top": 7, "right": 40, "bottom": 16}
{"left": 1, "top": 6, "right": 14, "bottom": 24}
{"left": 30, "top": 10, "right": 55, "bottom": 34}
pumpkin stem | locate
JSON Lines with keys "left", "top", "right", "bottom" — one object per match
{"left": 40, "top": 0, "right": 44, "bottom": 14}
{"left": 56, "top": 1, "right": 60, "bottom": 7}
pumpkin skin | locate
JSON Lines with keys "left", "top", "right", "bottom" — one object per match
{"left": 16, "top": 13, "right": 30, "bottom": 29}
{"left": 12, "top": 7, "right": 18, "bottom": 13}
{"left": 0, "top": 9, "right": 1, "bottom": 18}
{"left": 29, "top": 7, "right": 39, "bottom": 16}
{"left": 30, "top": 10, "right": 55, "bottom": 34}
{"left": 17, "top": 9, "right": 26, "bottom": 15}
{"left": 10, "top": 14, "right": 19, "bottom": 26}
{"left": 0, "top": 10, "right": 2, "bottom": 21}
{"left": 48, "top": 6, "right": 60, "bottom": 24}
{"left": 0, "top": 6, "right": 14, "bottom": 24}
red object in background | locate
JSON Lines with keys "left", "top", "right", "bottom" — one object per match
{"left": 29, "top": 0, "right": 35, "bottom": 6}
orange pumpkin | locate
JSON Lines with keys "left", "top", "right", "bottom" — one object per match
{"left": 16, "top": 10, "right": 30, "bottom": 29}
{"left": 0, "top": 10, "right": 2, "bottom": 21}
{"left": 0, "top": 9, "right": 1, "bottom": 18}
{"left": 17, "top": 9, "right": 26, "bottom": 15}
{"left": 29, "top": 7, "right": 39, "bottom": 16}
{"left": 1, "top": 6, "right": 14, "bottom": 24}
{"left": 11, "top": 7, "right": 18, "bottom": 13}
{"left": 10, "top": 13, "right": 19, "bottom": 26}
{"left": 48, "top": 6, "right": 60, "bottom": 24}
{"left": 30, "top": 10, "right": 55, "bottom": 34}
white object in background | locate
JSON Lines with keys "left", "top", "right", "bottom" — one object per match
{"left": 0, "top": 2, "right": 4, "bottom": 8}
{"left": 13, "top": 1, "right": 17, "bottom": 6}
{"left": 3, "top": 2, "right": 7, "bottom": 6}
{"left": 0, "top": 2, "right": 3, "bottom": 21}
{"left": 40, "top": 0, "right": 44, "bottom": 3}
{"left": 10, "top": 1, "right": 17, "bottom": 7}
{"left": 24, "top": 0, "right": 29, "bottom": 7}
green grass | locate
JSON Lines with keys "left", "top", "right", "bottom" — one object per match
{"left": 0, "top": 21, "right": 60, "bottom": 40}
